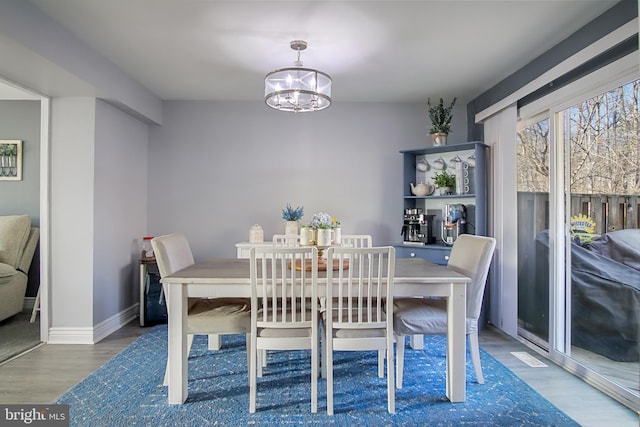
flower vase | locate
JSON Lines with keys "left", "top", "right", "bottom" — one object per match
{"left": 332, "top": 227, "right": 342, "bottom": 245}
{"left": 285, "top": 220, "right": 299, "bottom": 236}
{"left": 316, "top": 228, "right": 333, "bottom": 246}
{"left": 300, "top": 227, "right": 316, "bottom": 246}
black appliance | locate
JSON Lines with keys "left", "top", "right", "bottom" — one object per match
{"left": 401, "top": 208, "right": 435, "bottom": 245}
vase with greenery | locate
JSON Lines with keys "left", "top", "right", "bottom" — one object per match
{"left": 282, "top": 203, "right": 304, "bottom": 235}
{"left": 331, "top": 216, "right": 341, "bottom": 244}
{"left": 427, "top": 97, "right": 456, "bottom": 146}
{"left": 309, "top": 212, "right": 334, "bottom": 246}
{"left": 432, "top": 170, "right": 456, "bottom": 195}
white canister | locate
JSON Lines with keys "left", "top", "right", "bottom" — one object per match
{"left": 141, "top": 236, "right": 155, "bottom": 260}
{"left": 249, "top": 224, "right": 264, "bottom": 243}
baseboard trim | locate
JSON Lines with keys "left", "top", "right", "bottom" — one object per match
{"left": 93, "top": 304, "right": 139, "bottom": 343}
{"left": 47, "top": 304, "right": 139, "bottom": 344}
{"left": 47, "top": 327, "right": 95, "bottom": 345}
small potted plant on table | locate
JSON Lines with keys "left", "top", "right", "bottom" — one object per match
{"left": 282, "top": 203, "right": 304, "bottom": 235}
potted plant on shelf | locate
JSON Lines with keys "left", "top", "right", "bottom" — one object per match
{"left": 432, "top": 170, "right": 456, "bottom": 195}
{"left": 427, "top": 97, "right": 456, "bottom": 146}
{"left": 282, "top": 203, "right": 304, "bottom": 235}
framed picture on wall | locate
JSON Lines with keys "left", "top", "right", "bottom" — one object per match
{"left": 0, "top": 140, "right": 22, "bottom": 181}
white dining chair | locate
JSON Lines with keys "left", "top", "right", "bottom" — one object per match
{"left": 151, "top": 233, "right": 252, "bottom": 387}
{"left": 249, "top": 246, "right": 320, "bottom": 413}
{"left": 340, "top": 234, "right": 373, "bottom": 249}
{"left": 272, "top": 234, "right": 301, "bottom": 248}
{"left": 324, "top": 246, "right": 396, "bottom": 415}
{"left": 393, "top": 234, "right": 496, "bottom": 387}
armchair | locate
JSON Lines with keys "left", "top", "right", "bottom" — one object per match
{"left": 0, "top": 215, "right": 39, "bottom": 322}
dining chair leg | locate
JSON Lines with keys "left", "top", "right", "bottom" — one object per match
{"left": 469, "top": 331, "right": 485, "bottom": 384}
{"left": 311, "top": 337, "right": 318, "bottom": 413}
{"left": 395, "top": 334, "right": 405, "bottom": 389}
{"left": 326, "top": 330, "right": 334, "bottom": 415}
{"left": 321, "top": 331, "right": 327, "bottom": 379}
{"left": 249, "top": 339, "right": 258, "bottom": 413}
{"left": 410, "top": 334, "right": 424, "bottom": 350}
{"left": 208, "top": 334, "right": 221, "bottom": 350}
{"left": 386, "top": 336, "right": 395, "bottom": 414}
{"left": 245, "top": 334, "right": 251, "bottom": 373}
{"left": 378, "top": 350, "right": 385, "bottom": 378}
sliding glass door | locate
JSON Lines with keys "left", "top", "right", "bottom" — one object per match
{"left": 561, "top": 79, "right": 639, "bottom": 401}
{"left": 517, "top": 78, "right": 639, "bottom": 409}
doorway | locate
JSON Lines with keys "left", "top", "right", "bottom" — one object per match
{"left": 0, "top": 78, "right": 49, "bottom": 348}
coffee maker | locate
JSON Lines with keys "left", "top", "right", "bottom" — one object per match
{"left": 401, "top": 208, "right": 435, "bottom": 245}
{"left": 441, "top": 204, "right": 467, "bottom": 245}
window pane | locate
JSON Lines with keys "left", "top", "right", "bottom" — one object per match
{"left": 517, "top": 118, "right": 550, "bottom": 342}
{"left": 565, "top": 79, "right": 639, "bottom": 396}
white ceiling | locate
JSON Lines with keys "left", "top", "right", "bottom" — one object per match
{"left": 3, "top": 1, "right": 621, "bottom": 103}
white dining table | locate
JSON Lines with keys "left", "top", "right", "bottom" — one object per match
{"left": 161, "top": 257, "right": 471, "bottom": 405}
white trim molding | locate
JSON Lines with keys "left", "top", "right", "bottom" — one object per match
{"left": 47, "top": 304, "right": 138, "bottom": 345}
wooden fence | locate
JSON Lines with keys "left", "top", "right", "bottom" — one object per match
{"left": 517, "top": 192, "right": 639, "bottom": 241}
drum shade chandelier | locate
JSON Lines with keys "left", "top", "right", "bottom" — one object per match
{"left": 264, "top": 40, "right": 332, "bottom": 113}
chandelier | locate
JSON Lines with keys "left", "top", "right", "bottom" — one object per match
{"left": 264, "top": 40, "right": 332, "bottom": 113}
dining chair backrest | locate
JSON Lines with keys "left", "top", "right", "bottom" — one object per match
{"left": 272, "top": 234, "right": 301, "bottom": 248}
{"left": 325, "top": 245, "right": 396, "bottom": 414}
{"left": 250, "top": 246, "right": 318, "bottom": 328}
{"left": 340, "top": 234, "right": 373, "bottom": 249}
{"left": 151, "top": 233, "right": 195, "bottom": 279}
{"left": 326, "top": 246, "right": 395, "bottom": 334}
{"left": 447, "top": 234, "right": 496, "bottom": 320}
{"left": 249, "top": 246, "right": 320, "bottom": 413}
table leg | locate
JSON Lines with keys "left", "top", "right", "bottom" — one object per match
{"left": 446, "top": 282, "right": 466, "bottom": 402}
{"left": 168, "top": 284, "right": 188, "bottom": 404}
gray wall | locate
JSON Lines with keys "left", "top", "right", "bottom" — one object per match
{"left": 93, "top": 100, "right": 149, "bottom": 324}
{"left": 50, "top": 97, "right": 149, "bottom": 335}
{"left": 148, "top": 101, "right": 468, "bottom": 260}
{"left": 0, "top": 100, "right": 41, "bottom": 297}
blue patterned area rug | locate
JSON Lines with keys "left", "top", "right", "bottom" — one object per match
{"left": 56, "top": 325, "right": 578, "bottom": 426}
